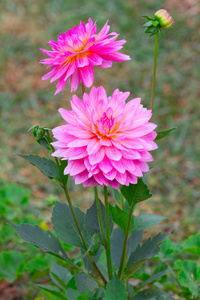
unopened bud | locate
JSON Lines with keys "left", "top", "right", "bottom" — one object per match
{"left": 154, "top": 9, "right": 173, "bottom": 29}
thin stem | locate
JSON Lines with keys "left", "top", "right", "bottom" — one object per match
{"left": 150, "top": 31, "right": 159, "bottom": 111}
{"left": 94, "top": 187, "right": 107, "bottom": 248}
{"left": 48, "top": 136, "right": 107, "bottom": 286}
{"left": 118, "top": 201, "right": 135, "bottom": 278}
{"left": 120, "top": 190, "right": 124, "bottom": 210}
{"left": 82, "top": 81, "right": 85, "bottom": 96}
{"left": 104, "top": 186, "right": 113, "bottom": 280}
{"left": 62, "top": 185, "right": 107, "bottom": 286}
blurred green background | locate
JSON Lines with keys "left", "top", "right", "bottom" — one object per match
{"left": 0, "top": 0, "right": 199, "bottom": 245}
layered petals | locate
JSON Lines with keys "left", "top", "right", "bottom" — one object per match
{"left": 40, "top": 18, "right": 130, "bottom": 94}
{"left": 52, "top": 86, "right": 157, "bottom": 188}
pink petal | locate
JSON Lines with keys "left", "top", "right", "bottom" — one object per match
{"left": 79, "top": 65, "right": 94, "bottom": 87}
{"left": 70, "top": 68, "right": 80, "bottom": 92}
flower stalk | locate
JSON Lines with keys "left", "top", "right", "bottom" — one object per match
{"left": 118, "top": 200, "right": 135, "bottom": 279}
{"left": 150, "top": 31, "right": 158, "bottom": 110}
{"left": 94, "top": 187, "right": 107, "bottom": 248}
{"left": 104, "top": 186, "right": 113, "bottom": 280}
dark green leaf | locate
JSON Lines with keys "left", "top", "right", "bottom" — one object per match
{"left": 131, "top": 288, "right": 173, "bottom": 299}
{"left": 37, "top": 284, "right": 69, "bottom": 299}
{"left": 18, "top": 154, "right": 61, "bottom": 182}
{"left": 111, "top": 227, "right": 124, "bottom": 268}
{"left": 0, "top": 251, "right": 28, "bottom": 283}
{"left": 137, "top": 269, "right": 172, "bottom": 290}
{"left": 75, "top": 273, "right": 98, "bottom": 294}
{"left": 134, "top": 214, "right": 167, "bottom": 231}
{"left": 104, "top": 274, "right": 127, "bottom": 300}
{"left": 121, "top": 178, "right": 152, "bottom": 206}
{"left": 66, "top": 277, "right": 79, "bottom": 300}
{"left": 113, "top": 189, "right": 122, "bottom": 205}
{"left": 10, "top": 223, "right": 70, "bottom": 262}
{"left": 127, "top": 231, "right": 143, "bottom": 259}
{"left": 174, "top": 260, "right": 200, "bottom": 296}
{"left": 52, "top": 201, "right": 86, "bottom": 248}
{"left": 109, "top": 205, "right": 134, "bottom": 234}
{"left": 50, "top": 263, "right": 72, "bottom": 289}
{"left": 182, "top": 233, "right": 200, "bottom": 256}
{"left": 75, "top": 234, "right": 101, "bottom": 264}
{"left": 155, "top": 128, "right": 176, "bottom": 141}
{"left": 126, "top": 232, "right": 172, "bottom": 277}
{"left": 85, "top": 199, "right": 113, "bottom": 244}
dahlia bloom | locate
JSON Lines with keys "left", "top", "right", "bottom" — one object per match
{"left": 52, "top": 87, "right": 157, "bottom": 189}
{"left": 40, "top": 18, "right": 130, "bottom": 94}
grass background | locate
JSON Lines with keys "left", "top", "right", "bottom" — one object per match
{"left": 0, "top": 0, "right": 199, "bottom": 242}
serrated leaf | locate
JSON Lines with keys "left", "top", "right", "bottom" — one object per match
{"left": 37, "top": 284, "right": 69, "bottom": 299}
{"left": 137, "top": 269, "right": 172, "bottom": 290}
{"left": 50, "top": 263, "right": 72, "bottom": 289}
{"left": 104, "top": 274, "right": 127, "bottom": 300}
{"left": 131, "top": 288, "right": 173, "bottom": 299}
{"left": 19, "top": 154, "right": 61, "bottom": 182}
{"left": 85, "top": 199, "right": 113, "bottom": 244}
{"left": 174, "top": 260, "right": 200, "bottom": 296}
{"left": 109, "top": 205, "right": 134, "bottom": 234}
{"left": 75, "top": 273, "right": 98, "bottom": 294}
{"left": 121, "top": 178, "right": 152, "bottom": 206}
{"left": 52, "top": 201, "right": 86, "bottom": 248}
{"left": 182, "top": 233, "right": 200, "bottom": 256}
{"left": 155, "top": 128, "right": 176, "bottom": 141}
{"left": 134, "top": 214, "right": 167, "bottom": 231}
{"left": 10, "top": 223, "right": 70, "bottom": 262}
{"left": 111, "top": 228, "right": 142, "bottom": 269}
{"left": 125, "top": 232, "right": 172, "bottom": 277}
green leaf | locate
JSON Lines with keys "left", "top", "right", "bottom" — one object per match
{"left": 52, "top": 201, "right": 86, "bottom": 248}
{"left": 137, "top": 269, "right": 172, "bottom": 290}
{"left": 19, "top": 154, "right": 61, "bottom": 182}
{"left": 85, "top": 199, "right": 113, "bottom": 244}
{"left": 126, "top": 232, "right": 172, "bottom": 277}
{"left": 155, "top": 128, "right": 176, "bottom": 141}
{"left": 10, "top": 223, "right": 70, "bottom": 262}
{"left": 131, "top": 288, "right": 173, "bottom": 299}
{"left": 113, "top": 189, "right": 122, "bottom": 205}
{"left": 182, "top": 233, "right": 200, "bottom": 256}
{"left": 134, "top": 214, "right": 167, "bottom": 231}
{"left": 37, "top": 284, "right": 69, "bottom": 299}
{"left": 0, "top": 251, "right": 28, "bottom": 283}
{"left": 75, "top": 234, "right": 101, "bottom": 264}
{"left": 75, "top": 273, "right": 98, "bottom": 294}
{"left": 50, "top": 263, "right": 72, "bottom": 289}
{"left": 109, "top": 205, "right": 134, "bottom": 234}
{"left": 104, "top": 274, "right": 128, "bottom": 300}
{"left": 111, "top": 228, "right": 142, "bottom": 269}
{"left": 121, "top": 178, "right": 152, "bottom": 206}
{"left": 174, "top": 260, "right": 200, "bottom": 296}
{"left": 0, "top": 184, "right": 30, "bottom": 206}
{"left": 142, "top": 15, "right": 155, "bottom": 21}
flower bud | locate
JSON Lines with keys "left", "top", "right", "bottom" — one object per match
{"left": 154, "top": 9, "right": 173, "bottom": 29}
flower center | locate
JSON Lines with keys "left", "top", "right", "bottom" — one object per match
{"left": 96, "top": 112, "right": 114, "bottom": 137}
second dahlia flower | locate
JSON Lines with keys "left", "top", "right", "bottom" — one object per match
{"left": 52, "top": 86, "right": 158, "bottom": 189}
{"left": 40, "top": 18, "right": 130, "bottom": 94}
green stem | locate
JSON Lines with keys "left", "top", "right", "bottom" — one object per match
{"left": 104, "top": 186, "right": 113, "bottom": 280}
{"left": 120, "top": 190, "right": 124, "bottom": 210}
{"left": 62, "top": 184, "right": 107, "bottom": 286}
{"left": 49, "top": 137, "right": 107, "bottom": 286}
{"left": 82, "top": 81, "right": 85, "bottom": 96}
{"left": 150, "top": 31, "right": 158, "bottom": 110}
{"left": 118, "top": 201, "right": 135, "bottom": 279}
{"left": 94, "top": 187, "right": 107, "bottom": 248}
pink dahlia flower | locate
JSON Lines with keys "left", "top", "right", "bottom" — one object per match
{"left": 52, "top": 86, "right": 158, "bottom": 189}
{"left": 40, "top": 18, "right": 130, "bottom": 94}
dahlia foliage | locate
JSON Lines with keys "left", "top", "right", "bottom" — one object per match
{"left": 40, "top": 18, "right": 130, "bottom": 94}
{"left": 52, "top": 86, "right": 157, "bottom": 188}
